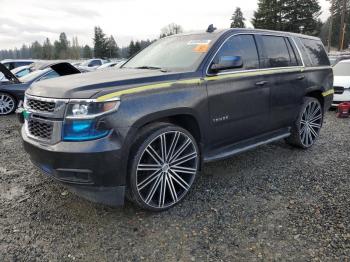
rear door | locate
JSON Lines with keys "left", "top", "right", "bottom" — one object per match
{"left": 256, "top": 35, "right": 306, "bottom": 129}
{"left": 206, "top": 34, "right": 270, "bottom": 147}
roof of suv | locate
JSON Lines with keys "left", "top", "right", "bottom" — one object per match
{"left": 174, "top": 28, "right": 321, "bottom": 41}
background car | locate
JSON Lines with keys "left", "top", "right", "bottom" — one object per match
{"left": 0, "top": 59, "right": 35, "bottom": 82}
{"left": 77, "top": 59, "right": 108, "bottom": 72}
{"left": 332, "top": 59, "right": 350, "bottom": 107}
{"left": 0, "top": 62, "right": 81, "bottom": 115}
{"left": 1, "top": 59, "right": 35, "bottom": 70}
{"left": 328, "top": 54, "right": 350, "bottom": 66}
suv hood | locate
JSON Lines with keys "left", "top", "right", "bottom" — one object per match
{"left": 26, "top": 68, "right": 181, "bottom": 99}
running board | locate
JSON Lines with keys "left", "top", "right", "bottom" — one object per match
{"left": 204, "top": 129, "right": 291, "bottom": 163}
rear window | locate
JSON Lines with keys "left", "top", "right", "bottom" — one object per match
{"left": 298, "top": 38, "right": 330, "bottom": 67}
{"left": 259, "top": 36, "right": 296, "bottom": 68}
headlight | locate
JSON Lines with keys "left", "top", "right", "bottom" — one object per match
{"left": 65, "top": 99, "right": 120, "bottom": 119}
{"left": 62, "top": 98, "right": 120, "bottom": 141}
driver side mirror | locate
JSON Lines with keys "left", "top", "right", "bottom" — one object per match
{"left": 210, "top": 56, "right": 243, "bottom": 72}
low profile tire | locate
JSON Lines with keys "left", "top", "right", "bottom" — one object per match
{"left": 128, "top": 123, "right": 200, "bottom": 211}
{"left": 0, "top": 92, "right": 16, "bottom": 115}
{"left": 286, "top": 97, "right": 323, "bottom": 149}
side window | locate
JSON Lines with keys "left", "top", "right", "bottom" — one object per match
{"left": 38, "top": 71, "right": 59, "bottom": 81}
{"left": 299, "top": 38, "right": 330, "bottom": 67}
{"left": 213, "top": 34, "right": 259, "bottom": 71}
{"left": 285, "top": 38, "right": 299, "bottom": 66}
{"left": 260, "top": 36, "right": 293, "bottom": 68}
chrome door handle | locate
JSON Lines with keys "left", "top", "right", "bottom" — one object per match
{"left": 297, "top": 75, "right": 305, "bottom": 80}
{"left": 255, "top": 81, "right": 268, "bottom": 86}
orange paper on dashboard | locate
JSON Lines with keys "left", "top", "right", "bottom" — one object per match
{"left": 193, "top": 44, "right": 209, "bottom": 53}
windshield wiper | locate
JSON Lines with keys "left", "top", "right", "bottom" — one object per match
{"left": 134, "top": 66, "right": 168, "bottom": 72}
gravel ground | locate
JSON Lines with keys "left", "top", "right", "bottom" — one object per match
{"left": 0, "top": 112, "right": 349, "bottom": 261}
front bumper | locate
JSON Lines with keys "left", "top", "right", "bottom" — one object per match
{"left": 22, "top": 126, "right": 127, "bottom": 206}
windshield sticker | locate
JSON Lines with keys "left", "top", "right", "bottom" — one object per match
{"left": 193, "top": 44, "right": 209, "bottom": 53}
{"left": 187, "top": 40, "right": 211, "bottom": 45}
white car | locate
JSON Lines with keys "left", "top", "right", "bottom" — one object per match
{"left": 78, "top": 59, "right": 108, "bottom": 72}
{"left": 332, "top": 59, "right": 350, "bottom": 107}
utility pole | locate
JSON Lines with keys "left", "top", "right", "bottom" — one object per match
{"left": 339, "top": 0, "right": 347, "bottom": 51}
{"left": 328, "top": 0, "right": 335, "bottom": 53}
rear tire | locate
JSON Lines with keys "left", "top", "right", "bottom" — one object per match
{"left": 286, "top": 97, "right": 323, "bottom": 149}
{"left": 127, "top": 123, "right": 200, "bottom": 211}
{"left": 0, "top": 92, "right": 17, "bottom": 115}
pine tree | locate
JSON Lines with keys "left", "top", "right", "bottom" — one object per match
{"left": 252, "top": 0, "right": 322, "bottom": 35}
{"left": 230, "top": 7, "right": 246, "bottom": 28}
{"left": 128, "top": 40, "right": 136, "bottom": 57}
{"left": 83, "top": 45, "right": 93, "bottom": 58}
{"left": 252, "top": 0, "right": 283, "bottom": 30}
{"left": 54, "top": 32, "right": 70, "bottom": 59}
{"left": 31, "top": 41, "right": 43, "bottom": 59}
{"left": 107, "top": 36, "right": 119, "bottom": 58}
{"left": 282, "top": 0, "right": 321, "bottom": 35}
{"left": 71, "top": 36, "right": 81, "bottom": 59}
{"left": 93, "top": 26, "right": 109, "bottom": 58}
{"left": 42, "top": 38, "right": 54, "bottom": 59}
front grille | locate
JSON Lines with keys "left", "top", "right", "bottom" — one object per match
{"left": 28, "top": 119, "right": 53, "bottom": 140}
{"left": 334, "top": 86, "right": 344, "bottom": 95}
{"left": 27, "top": 99, "right": 56, "bottom": 113}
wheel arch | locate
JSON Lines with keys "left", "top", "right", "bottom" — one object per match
{"left": 131, "top": 109, "right": 204, "bottom": 146}
{"left": 305, "top": 89, "right": 324, "bottom": 110}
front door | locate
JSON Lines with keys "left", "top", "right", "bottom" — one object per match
{"left": 206, "top": 34, "right": 271, "bottom": 148}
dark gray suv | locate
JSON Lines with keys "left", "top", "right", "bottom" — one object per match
{"left": 20, "top": 28, "right": 333, "bottom": 211}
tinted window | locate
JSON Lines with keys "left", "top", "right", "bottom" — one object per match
{"left": 299, "top": 38, "right": 330, "bottom": 67}
{"left": 285, "top": 38, "right": 299, "bottom": 66}
{"left": 260, "top": 36, "right": 293, "bottom": 68}
{"left": 213, "top": 34, "right": 259, "bottom": 71}
{"left": 39, "top": 71, "right": 59, "bottom": 81}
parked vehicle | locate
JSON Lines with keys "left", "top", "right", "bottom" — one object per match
{"left": 78, "top": 59, "right": 108, "bottom": 71}
{"left": 97, "top": 61, "right": 119, "bottom": 69}
{"left": 0, "top": 62, "right": 81, "bottom": 115}
{"left": 20, "top": 28, "right": 333, "bottom": 211}
{"left": 329, "top": 54, "right": 350, "bottom": 66}
{"left": 332, "top": 59, "right": 350, "bottom": 107}
{"left": 1, "top": 59, "right": 34, "bottom": 70}
{"left": 12, "top": 65, "right": 35, "bottom": 78}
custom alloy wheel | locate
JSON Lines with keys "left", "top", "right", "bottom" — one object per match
{"left": 0, "top": 93, "right": 16, "bottom": 115}
{"left": 129, "top": 125, "right": 199, "bottom": 211}
{"left": 286, "top": 97, "right": 323, "bottom": 149}
{"left": 299, "top": 100, "right": 322, "bottom": 147}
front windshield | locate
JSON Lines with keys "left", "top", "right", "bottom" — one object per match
{"left": 333, "top": 62, "right": 350, "bottom": 76}
{"left": 123, "top": 35, "right": 215, "bottom": 71}
{"left": 19, "top": 69, "right": 47, "bottom": 82}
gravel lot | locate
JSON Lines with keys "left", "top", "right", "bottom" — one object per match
{"left": 0, "top": 112, "right": 349, "bottom": 261}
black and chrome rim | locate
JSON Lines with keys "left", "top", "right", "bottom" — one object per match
{"left": 300, "top": 101, "right": 322, "bottom": 147}
{"left": 136, "top": 131, "right": 198, "bottom": 209}
{"left": 0, "top": 94, "right": 15, "bottom": 115}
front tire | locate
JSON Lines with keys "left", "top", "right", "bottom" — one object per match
{"left": 128, "top": 123, "right": 200, "bottom": 211}
{"left": 0, "top": 92, "right": 16, "bottom": 115}
{"left": 286, "top": 97, "right": 323, "bottom": 149}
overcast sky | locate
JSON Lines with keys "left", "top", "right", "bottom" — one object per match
{"left": 0, "top": 0, "right": 330, "bottom": 49}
